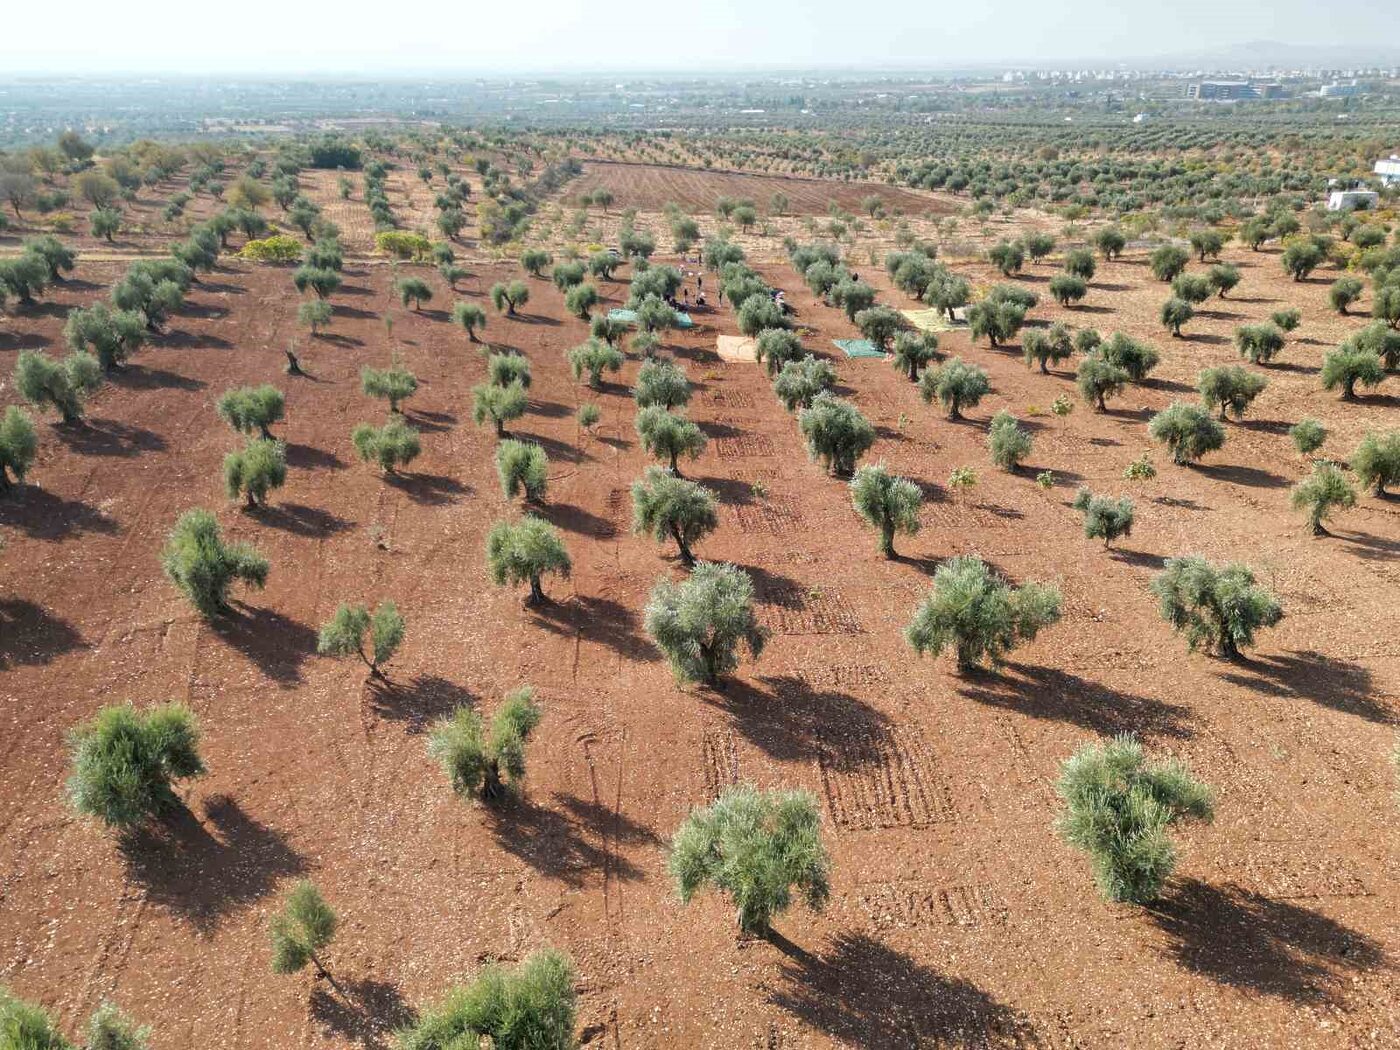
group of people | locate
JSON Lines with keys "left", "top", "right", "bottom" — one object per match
{"left": 671, "top": 268, "right": 706, "bottom": 311}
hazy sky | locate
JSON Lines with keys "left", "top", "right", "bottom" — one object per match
{"left": 3, "top": 0, "right": 1397, "bottom": 74}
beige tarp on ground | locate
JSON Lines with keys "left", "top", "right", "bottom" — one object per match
{"left": 901, "top": 307, "right": 968, "bottom": 333}
{"left": 716, "top": 335, "right": 758, "bottom": 363}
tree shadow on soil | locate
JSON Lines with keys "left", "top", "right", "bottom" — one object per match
{"left": 283, "top": 442, "right": 345, "bottom": 471}
{"left": 485, "top": 793, "right": 646, "bottom": 888}
{"left": 253, "top": 502, "right": 354, "bottom": 537}
{"left": 1339, "top": 530, "right": 1400, "bottom": 562}
{"left": 529, "top": 594, "right": 659, "bottom": 663}
{"left": 1196, "top": 463, "right": 1289, "bottom": 489}
{"left": 310, "top": 978, "right": 416, "bottom": 1050}
{"left": 713, "top": 675, "right": 894, "bottom": 764}
{"left": 695, "top": 475, "right": 756, "bottom": 506}
{"left": 538, "top": 501, "right": 615, "bottom": 538}
{"left": 0, "top": 599, "right": 86, "bottom": 667}
{"left": 1148, "top": 878, "right": 1384, "bottom": 1003}
{"left": 108, "top": 362, "right": 207, "bottom": 391}
{"left": 957, "top": 662, "right": 1194, "bottom": 739}
{"left": 1217, "top": 650, "right": 1392, "bottom": 724}
{"left": 53, "top": 418, "right": 167, "bottom": 458}
{"left": 385, "top": 471, "right": 469, "bottom": 506}
{"left": 212, "top": 602, "right": 317, "bottom": 687}
{"left": 766, "top": 931, "right": 1040, "bottom": 1048}
{"left": 512, "top": 431, "right": 586, "bottom": 464}
{"left": 404, "top": 408, "right": 456, "bottom": 434}
{"left": 367, "top": 674, "right": 473, "bottom": 733}
{"left": 0, "top": 485, "right": 120, "bottom": 541}
{"left": 120, "top": 794, "right": 306, "bottom": 934}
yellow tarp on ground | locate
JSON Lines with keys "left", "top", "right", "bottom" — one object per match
{"left": 902, "top": 308, "right": 967, "bottom": 333}
{"left": 716, "top": 335, "right": 758, "bottom": 363}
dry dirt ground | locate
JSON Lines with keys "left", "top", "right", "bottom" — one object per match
{"left": 0, "top": 228, "right": 1397, "bottom": 1049}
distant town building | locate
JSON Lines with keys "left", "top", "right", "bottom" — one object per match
{"left": 1188, "top": 80, "right": 1256, "bottom": 101}
{"left": 1328, "top": 190, "right": 1379, "bottom": 212}
{"left": 1320, "top": 80, "right": 1362, "bottom": 98}
{"left": 1375, "top": 156, "right": 1400, "bottom": 186}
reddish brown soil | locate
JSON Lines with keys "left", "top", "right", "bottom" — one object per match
{"left": 0, "top": 237, "right": 1397, "bottom": 1049}
{"left": 571, "top": 161, "right": 951, "bottom": 219}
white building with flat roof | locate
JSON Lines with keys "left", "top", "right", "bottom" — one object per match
{"left": 1375, "top": 156, "right": 1400, "bottom": 186}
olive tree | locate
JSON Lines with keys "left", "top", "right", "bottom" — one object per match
{"left": 755, "top": 328, "right": 803, "bottom": 377}
{"left": 1351, "top": 429, "right": 1400, "bottom": 495}
{"left": 1160, "top": 297, "right": 1194, "bottom": 337}
{"left": 451, "top": 301, "right": 486, "bottom": 342}
{"left": 737, "top": 295, "right": 788, "bottom": 337}
{"left": 1321, "top": 346, "right": 1384, "bottom": 401}
{"left": 919, "top": 357, "right": 990, "bottom": 419}
{"left": 1290, "top": 418, "right": 1327, "bottom": 456}
{"left": 1197, "top": 366, "right": 1267, "bottom": 420}
{"left": 1099, "top": 332, "right": 1159, "bottom": 382}
{"left": 162, "top": 509, "right": 268, "bottom": 617}
{"left": 1234, "top": 323, "right": 1285, "bottom": 365}
{"left": 799, "top": 393, "right": 875, "bottom": 476}
{"left": 428, "top": 687, "right": 542, "bottom": 801}
{"left": 1049, "top": 274, "right": 1087, "bottom": 307}
{"left": 634, "top": 358, "right": 691, "bottom": 410}
{"left": 1057, "top": 735, "right": 1213, "bottom": 904}
{"left": 564, "top": 282, "right": 599, "bottom": 320}
{"left": 1071, "top": 488, "right": 1135, "bottom": 546}
{"left": 472, "top": 381, "right": 528, "bottom": 438}
{"left": 1149, "top": 244, "right": 1189, "bottom": 282}
{"left": 636, "top": 406, "right": 706, "bottom": 476}
{"left": 520, "top": 248, "right": 552, "bottom": 277}
{"left": 987, "top": 410, "right": 1032, "bottom": 471}
{"left": 631, "top": 468, "right": 718, "bottom": 568}
{"left": 1148, "top": 402, "right": 1225, "bottom": 465}
{"left": 1063, "top": 248, "right": 1095, "bottom": 280}
{"left": 669, "top": 785, "right": 829, "bottom": 936}
{"left": 394, "top": 276, "right": 432, "bottom": 311}
{"left": 14, "top": 349, "right": 102, "bottom": 425}
{"left": 1022, "top": 326, "right": 1072, "bottom": 374}
{"left": 773, "top": 355, "right": 836, "bottom": 411}
{"left": 0, "top": 407, "right": 38, "bottom": 489}
{"left": 486, "top": 352, "right": 531, "bottom": 390}
{"left": 1170, "top": 274, "right": 1213, "bottom": 305}
{"left": 1150, "top": 556, "right": 1281, "bottom": 658}
{"left": 1281, "top": 240, "right": 1324, "bottom": 281}
{"left": 351, "top": 418, "right": 421, "bottom": 473}
{"left": 905, "top": 555, "right": 1062, "bottom": 673}
{"left": 1188, "top": 228, "right": 1226, "bottom": 262}
{"left": 1290, "top": 463, "right": 1356, "bottom": 535}
{"left": 489, "top": 279, "right": 529, "bottom": 316}
{"left": 217, "top": 385, "right": 285, "bottom": 438}
{"left": 361, "top": 361, "right": 418, "bottom": 413}
{"left": 1329, "top": 276, "right": 1364, "bottom": 314}
{"left": 297, "top": 298, "right": 333, "bottom": 336}
{"left": 270, "top": 881, "right": 340, "bottom": 990}
{"left": 486, "top": 515, "right": 571, "bottom": 605}
{"left": 64, "top": 302, "right": 147, "bottom": 371}
{"left": 645, "top": 561, "right": 766, "bottom": 686}
{"left": 987, "top": 240, "right": 1025, "bottom": 276}
{"left": 1208, "top": 263, "right": 1241, "bottom": 298}
{"left": 224, "top": 437, "right": 287, "bottom": 509}
{"left": 850, "top": 463, "right": 921, "bottom": 558}
{"left": 396, "top": 951, "right": 575, "bottom": 1050}
{"left": 496, "top": 439, "right": 548, "bottom": 502}
{"left": 67, "top": 702, "right": 205, "bottom": 828}
{"left": 1076, "top": 357, "right": 1128, "bottom": 412}
{"left": 854, "top": 305, "right": 907, "bottom": 353}
{"left": 568, "top": 339, "right": 624, "bottom": 390}
{"left": 891, "top": 330, "right": 939, "bottom": 381}
{"left": 1093, "top": 226, "right": 1127, "bottom": 260}
{"left": 317, "top": 601, "right": 405, "bottom": 679}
